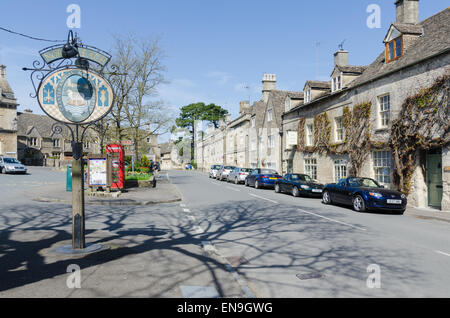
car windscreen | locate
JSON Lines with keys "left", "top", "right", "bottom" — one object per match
{"left": 348, "top": 178, "right": 380, "bottom": 188}
{"left": 291, "top": 174, "right": 311, "bottom": 182}
{"left": 261, "top": 169, "right": 278, "bottom": 175}
{"left": 3, "top": 158, "right": 20, "bottom": 164}
{"left": 240, "top": 168, "right": 252, "bottom": 172}
{"left": 224, "top": 166, "right": 235, "bottom": 170}
{"left": 212, "top": 165, "right": 221, "bottom": 169}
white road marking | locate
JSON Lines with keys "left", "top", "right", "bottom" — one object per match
{"left": 249, "top": 193, "right": 278, "bottom": 204}
{"left": 188, "top": 215, "right": 196, "bottom": 221}
{"left": 435, "top": 250, "right": 450, "bottom": 257}
{"left": 180, "top": 204, "right": 186, "bottom": 207}
{"left": 226, "top": 186, "right": 240, "bottom": 192}
{"left": 183, "top": 208, "right": 191, "bottom": 213}
{"left": 210, "top": 182, "right": 221, "bottom": 186}
{"left": 298, "top": 208, "right": 367, "bottom": 231}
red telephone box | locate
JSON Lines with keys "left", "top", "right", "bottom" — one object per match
{"left": 106, "top": 144, "right": 125, "bottom": 190}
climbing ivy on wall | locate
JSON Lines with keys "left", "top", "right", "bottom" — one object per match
{"left": 314, "top": 113, "right": 331, "bottom": 154}
{"left": 296, "top": 117, "right": 306, "bottom": 152}
{"left": 390, "top": 73, "right": 450, "bottom": 194}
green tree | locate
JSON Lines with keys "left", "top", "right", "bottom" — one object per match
{"left": 175, "top": 102, "right": 228, "bottom": 159}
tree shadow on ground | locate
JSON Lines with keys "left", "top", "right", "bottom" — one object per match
{"left": 0, "top": 199, "right": 428, "bottom": 297}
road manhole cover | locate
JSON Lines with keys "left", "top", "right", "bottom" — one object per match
{"left": 296, "top": 272, "right": 323, "bottom": 280}
{"left": 225, "top": 256, "right": 249, "bottom": 268}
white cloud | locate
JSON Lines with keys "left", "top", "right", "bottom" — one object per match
{"left": 205, "top": 71, "right": 233, "bottom": 85}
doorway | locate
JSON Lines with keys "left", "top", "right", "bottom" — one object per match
{"left": 426, "top": 149, "right": 443, "bottom": 208}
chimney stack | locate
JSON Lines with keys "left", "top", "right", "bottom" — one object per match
{"left": 239, "top": 101, "right": 250, "bottom": 115}
{"left": 262, "top": 74, "right": 276, "bottom": 103}
{"left": 395, "top": 0, "right": 419, "bottom": 24}
{"left": 334, "top": 50, "right": 348, "bottom": 66}
{"left": 0, "top": 65, "right": 6, "bottom": 78}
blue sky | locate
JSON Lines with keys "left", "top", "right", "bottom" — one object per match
{"left": 0, "top": 0, "right": 448, "bottom": 140}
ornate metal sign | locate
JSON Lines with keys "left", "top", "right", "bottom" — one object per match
{"left": 37, "top": 67, "right": 114, "bottom": 124}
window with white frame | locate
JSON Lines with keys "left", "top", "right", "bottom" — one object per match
{"left": 304, "top": 158, "right": 317, "bottom": 180}
{"left": 335, "top": 116, "right": 344, "bottom": 142}
{"left": 268, "top": 109, "right": 273, "bottom": 122}
{"left": 285, "top": 98, "right": 291, "bottom": 112}
{"left": 305, "top": 89, "right": 311, "bottom": 103}
{"left": 53, "top": 139, "right": 60, "bottom": 148}
{"left": 378, "top": 94, "right": 390, "bottom": 128}
{"left": 373, "top": 151, "right": 392, "bottom": 184}
{"left": 332, "top": 75, "right": 342, "bottom": 91}
{"left": 306, "top": 124, "right": 314, "bottom": 146}
{"left": 334, "top": 159, "right": 347, "bottom": 182}
{"left": 268, "top": 135, "right": 275, "bottom": 149}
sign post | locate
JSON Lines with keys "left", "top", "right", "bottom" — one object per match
{"left": 24, "top": 31, "right": 116, "bottom": 252}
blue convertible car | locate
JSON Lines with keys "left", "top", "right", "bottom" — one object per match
{"left": 245, "top": 168, "right": 282, "bottom": 189}
{"left": 322, "top": 177, "right": 407, "bottom": 214}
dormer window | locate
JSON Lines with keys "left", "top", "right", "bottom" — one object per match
{"left": 305, "top": 89, "right": 311, "bottom": 103}
{"left": 386, "top": 36, "right": 403, "bottom": 63}
{"left": 332, "top": 75, "right": 342, "bottom": 92}
{"left": 285, "top": 97, "right": 291, "bottom": 112}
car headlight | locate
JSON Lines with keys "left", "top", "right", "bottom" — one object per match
{"left": 369, "top": 192, "right": 383, "bottom": 198}
{"left": 401, "top": 194, "right": 406, "bottom": 199}
{"left": 301, "top": 185, "right": 311, "bottom": 190}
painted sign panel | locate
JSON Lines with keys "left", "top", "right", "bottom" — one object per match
{"left": 88, "top": 158, "right": 108, "bottom": 186}
{"left": 40, "top": 46, "right": 110, "bottom": 67}
{"left": 287, "top": 131, "right": 298, "bottom": 147}
{"left": 37, "top": 67, "right": 114, "bottom": 124}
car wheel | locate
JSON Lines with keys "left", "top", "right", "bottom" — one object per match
{"left": 275, "top": 184, "right": 280, "bottom": 193}
{"left": 397, "top": 209, "right": 405, "bottom": 215}
{"left": 1, "top": 167, "right": 5, "bottom": 174}
{"left": 292, "top": 186, "right": 300, "bottom": 197}
{"left": 353, "top": 195, "right": 366, "bottom": 212}
{"left": 245, "top": 179, "right": 249, "bottom": 187}
{"left": 255, "top": 180, "right": 260, "bottom": 189}
{"left": 322, "top": 190, "right": 332, "bottom": 204}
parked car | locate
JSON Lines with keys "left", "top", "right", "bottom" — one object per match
{"left": 245, "top": 168, "right": 282, "bottom": 189}
{"left": 0, "top": 156, "right": 27, "bottom": 174}
{"left": 275, "top": 173, "right": 324, "bottom": 197}
{"left": 322, "top": 177, "right": 407, "bottom": 214}
{"left": 209, "top": 165, "right": 223, "bottom": 179}
{"left": 217, "top": 165, "right": 236, "bottom": 181}
{"left": 227, "top": 168, "right": 253, "bottom": 184}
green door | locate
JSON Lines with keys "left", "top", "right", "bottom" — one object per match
{"left": 426, "top": 154, "right": 443, "bottom": 208}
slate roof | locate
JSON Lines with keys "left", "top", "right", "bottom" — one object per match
{"left": 159, "top": 142, "right": 172, "bottom": 155}
{"left": 305, "top": 80, "right": 331, "bottom": 90}
{"left": 335, "top": 65, "right": 367, "bottom": 75}
{"left": 391, "top": 23, "right": 423, "bottom": 36}
{"left": 351, "top": 7, "right": 450, "bottom": 88}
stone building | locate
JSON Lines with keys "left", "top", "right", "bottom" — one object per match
{"left": 195, "top": 74, "right": 303, "bottom": 173}
{"left": 0, "top": 65, "right": 18, "bottom": 158}
{"left": 282, "top": 1, "right": 450, "bottom": 210}
{"left": 17, "top": 110, "right": 101, "bottom": 166}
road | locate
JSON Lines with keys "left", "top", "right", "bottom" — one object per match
{"left": 0, "top": 168, "right": 449, "bottom": 297}
{"left": 169, "top": 170, "right": 450, "bottom": 297}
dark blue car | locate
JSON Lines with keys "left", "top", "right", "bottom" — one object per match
{"left": 322, "top": 177, "right": 407, "bottom": 214}
{"left": 275, "top": 173, "right": 324, "bottom": 197}
{"left": 245, "top": 168, "right": 282, "bottom": 189}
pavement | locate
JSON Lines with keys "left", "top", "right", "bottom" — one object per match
{"left": 1, "top": 167, "right": 450, "bottom": 298}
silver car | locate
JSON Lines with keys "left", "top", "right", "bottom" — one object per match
{"left": 227, "top": 168, "right": 253, "bottom": 184}
{"left": 209, "top": 165, "right": 223, "bottom": 179}
{"left": 0, "top": 157, "right": 27, "bottom": 174}
{"left": 217, "top": 165, "right": 236, "bottom": 181}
